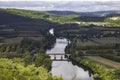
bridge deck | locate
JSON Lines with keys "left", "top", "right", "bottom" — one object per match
{"left": 48, "top": 53, "right": 71, "bottom": 55}
{"left": 48, "top": 53, "right": 99, "bottom": 56}
{"left": 51, "top": 59, "right": 70, "bottom": 61}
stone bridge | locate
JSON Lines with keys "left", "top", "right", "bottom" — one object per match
{"left": 48, "top": 53, "right": 71, "bottom": 61}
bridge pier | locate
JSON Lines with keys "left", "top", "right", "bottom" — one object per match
{"left": 61, "top": 55, "right": 63, "bottom": 60}
{"left": 54, "top": 54, "right": 56, "bottom": 60}
{"left": 65, "top": 54, "right": 71, "bottom": 59}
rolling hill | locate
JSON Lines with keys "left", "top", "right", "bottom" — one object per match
{"left": 0, "top": 9, "right": 58, "bottom": 37}
{"left": 0, "top": 8, "right": 120, "bottom": 27}
{"left": 47, "top": 10, "right": 120, "bottom": 17}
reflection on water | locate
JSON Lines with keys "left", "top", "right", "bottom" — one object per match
{"left": 47, "top": 39, "right": 68, "bottom": 54}
{"left": 47, "top": 38, "right": 94, "bottom": 80}
{"left": 52, "top": 61, "right": 93, "bottom": 80}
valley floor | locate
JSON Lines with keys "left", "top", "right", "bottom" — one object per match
{"left": 87, "top": 56, "right": 120, "bottom": 69}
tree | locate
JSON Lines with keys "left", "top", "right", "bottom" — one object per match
{"left": 24, "top": 51, "right": 32, "bottom": 66}
{"left": 34, "top": 53, "right": 44, "bottom": 67}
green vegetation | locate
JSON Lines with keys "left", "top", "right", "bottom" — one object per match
{"left": 0, "top": 8, "right": 120, "bottom": 26}
{"left": 74, "top": 58, "right": 120, "bottom": 80}
{"left": 50, "top": 15, "right": 79, "bottom": 23}
{"left": 5, "top": 9, "right": 79, "bottom": 24}
{"left": 0, "top": 8, "right": 120, "bottom": 80}
{"left": 0, "top": 32, "right": 59, "bottom": 79}
{"left": 6, "top": 9, "right": 52, "bottom": 20}
{"left": 65, "top": 41, "right": 120, "bottom": 80}
{"left": 0, "top": 58, "right": 63, "bottom": 80}
{"left": 0, "top": 34, "right": 56, "bottom": 70}
{"left": 104, "top": 17, "right": 120, "bottom": 26}
{"left": 74, "top": 16, "right": 106, "bottom": 22}
{"left": 0, "top": 8, "right": 63, "bottom": 79}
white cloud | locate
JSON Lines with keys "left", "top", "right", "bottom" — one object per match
{"left": 0, "top": 1, "right": 120, "bottom": 12}
{"left": 0, "top": 0, "right": 120, "bottom": 1}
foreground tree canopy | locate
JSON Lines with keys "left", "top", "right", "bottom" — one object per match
{"left": 0, "top": 58, "right": 63, "bottom": 80}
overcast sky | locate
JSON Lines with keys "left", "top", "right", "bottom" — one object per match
{"left": 0, "top": 0, "right": 120, "bottom": 12}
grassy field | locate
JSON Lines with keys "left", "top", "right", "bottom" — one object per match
{"left": 87, "top": 56, "right": 120, "bottom": 69}
{"left": 91, "top": 37, "right": 120, "bottom": 44}
{"left": 4, "top": 37, "right": 23, "bottom": 43}
{"left": 76, "top": 37, "right": 120, "bottom": 46}
{"left": 76, "top": 39, "right": 98, "bottom": 46}
{"left": 74, "top": 37, "right": 120, "bottom": 69}
{"left": 0, "top": 37, "right": 44, "bottom": 44}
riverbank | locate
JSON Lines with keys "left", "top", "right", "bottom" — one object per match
{"left": 70, "top": 57, "right": 120, "bottom": 80}
{"left": 70, "top": 57, "right": 93, "bottom": 73}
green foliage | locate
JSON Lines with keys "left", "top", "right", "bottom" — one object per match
{"left": 24, "top": 51, "right": 33, "bottom": 66}
{"left": 65, "top": 40, "right": 120, "bottom": 80}
{"left": 74, "top": 16, "right": 106, "bottom": 22}
{"left": 36, "top": 53, "right": 52, "bottom": 70}
{"left": 20, "top": 38, "right": 44, "bottom": 52}
{"left": 50, "top": 14, "right": 80, "bottom": 23}
{"left": 104, "top": 17, "right": 120, "bottom": 26}
{"left": 73, "top": 58, "right": 120, "bottom": 80}
{"left": 0, "top": 32, "right": 56, "bottom": 71}
{"left": 0, "top": 58, "right": 63, "bottom": 80}
{"left": 6, "top": 9, "right": 51, "bottom": 20}
{"left": 44, "top": 33, "right": 56, "bottom": 49}
{"left": 1, "top": 8, "right": 120, "bottom": 27}
{"left": 1, "top": 8, "right": 120, "bottom": 26}
{"left": 6, "top": 9, "right": 80, "bottom": 24}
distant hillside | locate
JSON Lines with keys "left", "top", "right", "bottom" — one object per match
{"left": 0, "top": 8, "right": 59, "bottom": 37}
{"left": 47, "top": 10, "right": 120, "bottom": 17}
{"left": 0, "top": 10, "right": 46, "bottom": 25}
{"left": 47, "top": 11, "right": 78, "bottom": 15}
{"left": 90, "top": 10, "right": 120, "bottom": 17}
{"left": 4, "top": 9, "right": 80, "bottom": 23}
{"left": 1, "top": 9, "right": 57, "bottom": 24}
{"left": 0, "top": 8, "right": 120, "bottom": 27}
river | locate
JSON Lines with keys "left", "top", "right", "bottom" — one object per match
{"left": 46, "top": 29, "right": 94, "bottom": 80}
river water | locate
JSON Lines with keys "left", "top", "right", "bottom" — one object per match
{"left": 46, "top": 29, "right": 94, "bottom": 80}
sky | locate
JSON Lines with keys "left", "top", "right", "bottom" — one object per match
{"left": 0, "top": 0, "right": 120, "bottom": 12}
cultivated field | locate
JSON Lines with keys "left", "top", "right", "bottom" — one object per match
{"left": 76, "top": 39, "right": 98, "bottom": 46}
{"left": 91, "top": 37, "right": 120, "bottom": 44}
{"left": 0, "top": 37, "right": 44, "bottom": 44}
{"left": 76, "top": 37, "right": 120, "bottom": 46}
{"left": 87, "top": 56, "right": 120, "bottom": 69}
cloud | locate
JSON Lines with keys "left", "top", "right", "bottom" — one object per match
{"left": 0, "top": 1, "right": 120, "bottom": 12}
